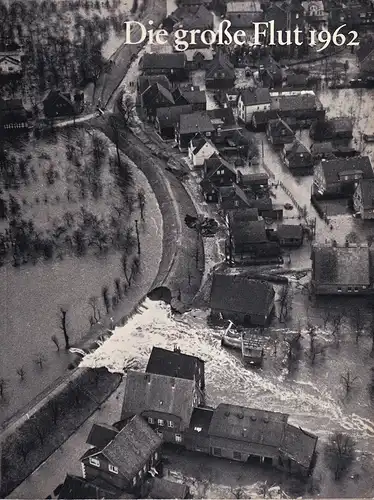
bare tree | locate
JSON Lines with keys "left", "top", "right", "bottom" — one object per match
{"left": 231, "top": 487, "right": 245, "bottom": 499}
{"left": 341, "top": 370, "right": 358, "bottom": 395}
{"left": 59, "top": 307, "right": 70, "bottom": 349}
{"left": 278, "top": 283, "right": 292, "bottom": 323}
{"left": 30, "top": 417, "right": 46, "bottom": 445}
{"left": 88, "top": 296, "right": 100, "bottom": 323}
{"left": 309, "top": 343, "right": 325, "bottom": 364}
{"left": 17, "top": 438, "right": 32, "bottom": 462}
{"left": 102, "top": 286, "right": 110, "bottom": 314}
{"left": 49, "top": 399, "right": 59, "bottom": 425}
{"left": 118, "top": 92, "right": 135, "bottom": 126}
{"left": 34, "top": 354, "right": 46, "bottom": 369}
{"left": 16, "top": 367, "right": 26, "bottom": 381}
{"left": 351, "top": 308, "right": 364, "bottom": 344}
{"left": 324, "top": 432, "right": 356, "bottom": 480}
{"left": 137, "top": 188, "right": 146, "bottom": 221}
{"left": 114, "top": 278, "right": 122, "bottom": 300}
{"left": 51, "top": 334, "right": 60, "bottom": 351}
{"left": 0, "top": 378, "right": 7, "bottom": 400}
{"left": 306, "top": 322, "right": 317, "bottom": 352}
{"left": 331, "top": 313, "right": 344, "bottom": 347}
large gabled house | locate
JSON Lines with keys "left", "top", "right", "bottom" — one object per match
{"left": 205, "top": 52, "right": 236, "bottom": 90}
{"left": 210, "top": 273, "right": 275, "bottom": 325}
{"left": 238, "top": 88, "right": 271, "bottom": 124}
{"left": 176, "top": 111, "right": 215, "bottom": 150}
{"left": 121, "top": 370, "right": 204, "bottom": 444}
{"left": 43, "top": 90, "right": 77, "bottom": 119}
{"left": 0, "top": 42, "right": 23, "bottom": 77}
{"left": 173, "top": 84, "right": 207, "bottom": 111}
{"left": 81, "top": 415, "right": 162, "bottom": 495}
{"left": 188, "top": 135, "right": 218, "bottom": 167}
{"left": 146, "top": 346, "right": 205, "bottom": 392}
{"left": 139, "top": 53, "right": 187, "bottom": 81}
{"left": 155, "top": 105, "right": 193, "bottom": 139}
{"left": 184, "top": 48, "right": 213, "bottom": 70}
{"left": 141, "top": 83, "right": 175, "bottom": 121}
{"left": 311, "top": 244, "right": 374, "bottom": 295}
{"left": 138, "top": 75, "right": 172, "bottom": 95}
{"left": 267, "top": 118, "right": 295, "bottom": 145}
{"left": 283, "top": 140, "right": 313, "bottom": 171}
{"left": 202, "top": 154, "right": 237, "bottom": 186}
{"left": 0, "top": 97, "right": 29, "bottom": 133}
{"left": 313, "top": 156, "right": 374, "bottom": 197}
{"left": 207, "top": 107, "right": 241, "bottom": 143}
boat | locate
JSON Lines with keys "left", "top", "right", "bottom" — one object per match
{"left": 221, "top": 321, "right": 242, "bottom": 349}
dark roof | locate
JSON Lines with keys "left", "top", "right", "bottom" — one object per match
{"left": 148, "top": 478, "right": 189, "bottom": 499}
{"left": 280, "top": 424, "right": 317, "bottom": 469}
{"left": 230, "top": 216, "right": 268, "bottom": 244}
{"left": 200, "top": 177, "right": 219, "bottom": 194}
{"left": 209, "top": 403, "right": 288, "bottom": 449}
{"left": 138, "top": 75, "right": 171, "bottom": 94}
{"left": 267, "top": 117, "right": 294, "bottom": 137}
{"left": 122, "top": 371, "right": 196, "bottom": 424}
{"left": 180, "top": 89, "right": 206, "bottom": 105}
{"left": 174, "top": 4, "right": 213, "bottom": 29}
{"left": 179, "top": 112, "right": 214, "bottom": 134}
{"left": 227, "top": 130, "right": 252, "bottom": 148}
{"left": 146, "top": 346, "right": 204, "bottom": 381}
{"left": 206, "top": 51, "right": 235, "bottom": 80}
{"left": 190, "top": 135, "right": 217, "bottom": 155}
{"left": 238, "top": 172, "right": 269, "bottom": 184}
{"left": 57, "top": 475, "right": 118, "bottom": 499}
{"left": 240, "top": 87, "right": 271, "bottom": 106}
{"left": 43, "top": 89, "right": 73, "bottom": 106}
{"left": 312, "top": 245, "right": 371, "bottom": 286}
{"left": 86, "top": 423, "right": 119, "bottom": 449}
{"left": 205, "top": 156, "right": 236, "bottom": 179}
{"left": 219, "top": 183, "right": 251, "bottom": 206}
{"left": 101, "top": 415, "right": 162, "bottom": 481}
{"left": 252, "top": 109, "right": 279, "bottom": 125}
{"left": 0, "top": 97, "right": 25, "bottom": 112}
{"left": 140, "top": 53, "right": 186, "bottom": 70}
{"left": 277, "top": 224, "right": 303, "bottom": 239}
{"left": 286, "top": 72, "right": 309, "bottom": 86}
{"left": 210, "top": 273, "right": 275, "bottom": 316}
{"left": 310, "top": 141, "right": 333, "bottom": 154}
{"left": 319, "top": 156, "right": 373, "bottom": 184}
{"left": 284, "top": 140, "right": 311, "bottom": 158}
{"left": 357, "top": 178, "right": 374, "bottom": 209}
{"left": 142, "top": 83, "right": 175, "bottom": 105}
{"left": 357, "top": 36, "right": 374, "bottom": 63}
{"left": 208, "top": 107, "right": 236, "bottom": 127}
{"left": 156, "top": 105, "right": 193, "bottom": 126}
{"left": 189, "top": 407, "right": 214, "bottom": 432}
{"left": 272, "top": 91, "right": 317, "bottom": 111}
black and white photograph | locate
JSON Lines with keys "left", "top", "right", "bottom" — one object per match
{"left": 1, "top": 0, "right": 374, "bottom": 497}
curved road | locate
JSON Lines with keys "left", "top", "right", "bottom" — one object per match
{"left": 97, "top": 111, "right": 204, "bottom": 309}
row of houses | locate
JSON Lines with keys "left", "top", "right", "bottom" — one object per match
{"left": 75, "top": 346, "right": 318, "bottom": 499}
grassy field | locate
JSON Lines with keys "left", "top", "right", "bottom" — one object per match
{"left": 0, "top": 126, "right": 163, "bottom": 426}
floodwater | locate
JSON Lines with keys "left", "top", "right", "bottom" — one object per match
{"left": 80, "top": 297, "right": 374, "bottom": 453}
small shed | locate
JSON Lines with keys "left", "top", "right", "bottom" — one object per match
{"left": 241, "top": 331, "right": 269, "bottom": 366}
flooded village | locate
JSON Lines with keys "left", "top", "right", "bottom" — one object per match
{"left": 2, "top": 0, "right": 374, "bottom": 498}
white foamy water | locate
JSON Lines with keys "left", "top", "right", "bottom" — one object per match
{"left": 80, "top": 299, "right": 374, "bottom": 447}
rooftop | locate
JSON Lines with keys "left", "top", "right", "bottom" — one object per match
{"left": 179, "top": 112, "right": 215, "bottom": 134}
{"left": 240, "top": 87, "right": 271, "bottom": 106}
{"left": 319, "top": 156, "right": 373, "bottom": 184}
{"left": 357, "top": 178, "right": 374, "bottom": 209}
{"left": 146, "top": 346, "right": 204, "bottom": 381}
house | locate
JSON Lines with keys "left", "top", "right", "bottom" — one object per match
{"left": 252, "top": 109, "right": 280, "bottom": 130}
{"left": 264, "top": 0, "right": 305, "bottom": 56}
{"left": 0, "top": 42, "right": 23, "bottom": 76}
{"left": 241, "top": 331, "right": 269, "bottom": 366}
{"left": 238, "top": 88, "right": 271, "bottom": 124}
{"left": 237, "top": 172, "right": 269, "bottom": 191}
{"left": 205, "top": 52, "right": 236, "bottom": 90}
{"left": 203, "top": 155, "right": 237, "bottom": 186}
{"left": 121, "top": 371, "right": 204, "bottom": 443}
{"left": 279, "top": 423, "right": 318, "bottom": 477}
{"left": 210, "top": 273, "right": 275, "bottom": 325}
{"left": 310, "top": 117, "right": 353, "bottom": 141}
{"left": 313, "top": 156, "right": 374, "bottom": 197}
{"left": 276, "top": 224, "right": 303, "bottom": 247}
{"left": 55, "top": 474, "right": 121, "bottom": 499}
{"left": 267, "top": 118, "right": 295, "bottom": 145}
{"left": 141, "top": 83, "right": 175, "bottom": 120}
{"left": 139, "top": 53, "right": 187, "bottom": 81}
{"left": 329, "top": 4, "right": 374, "bottom": 30}
{"left": 218, "top": 183, "right": 253, "bottom": 211}
{"left": 311, "top": 244, "right": 374, "bottom": 295}
{"left": 43, "top": 90, "right": 77, "bottom": 119}
{"left": 184, "top": 49, "right": 213, "bottom": 70}
{"left": 173, "top": 84, "right": 206, "bottom": 111}
{"left": 173, "top": 4, "right": 214, "bottom": 30}
{"left": 146, "top": 346, "right": 205, "bottom": 392}
{"left": 146, "top": 478, "right": 189, "bottom": 499}
{"left": 226, "top": 0, "right": 263, "bottom": 27}
{"left": 301, "top": 0, "right": 328, "bottom": 28}
{"left": 285, "top": 72, "right": 309, "bottom": 89}
{"left": 81, "top": 415, "right": 162, "bottom": 494}
{"left": 207, "top": 107, "right": 240, "bottom": 142}
{"left": 188, "top": 135, "right": 218, "bottom": 167}
{"left": 224, "top": 129, "right": 255, "bottom": 158}
{"left": 200, "top": 178, "right": 220, "bottom": 203}
{"left": 357, "top": 36, "right": 374, "bottom": 74}
{"left": 283, "top": 140, "right": 313, "bottom": 171}
{"left": 310, "top": 141, "right": 334, "bottom": 160}
{"left": 353, "top": 178, "right": 374, "bottom": 219}
{"left": 138, "top": 75, "right": 171, "bottom": 95}
{"left": 0, "top": 98, "right": 29, "bottom": 133}
{"left": 176, "top": 111, "right": 215, "bottom": 150}
{"left": 155, "top": 105, "right": 193, "bottom": 139}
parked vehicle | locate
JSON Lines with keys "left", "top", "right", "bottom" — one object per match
{"left": 363, "top": 134, "right": 374, "bottom": 143}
